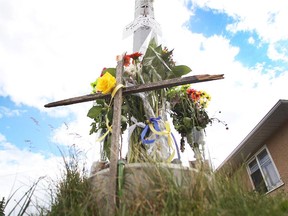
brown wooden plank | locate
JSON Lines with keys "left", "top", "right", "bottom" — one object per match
{"left": 107, "top": 60, "right": 123, "bottom": 215}
{"left": 44, "top": 74, "right": 224, "bottom": 108}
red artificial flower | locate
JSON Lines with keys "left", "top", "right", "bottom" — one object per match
{"left": 193, "top": 91, "right": 202, "bottom": 101}
{"left": 123, "top": 55, "right": 131, "bottom": 67}
{"left": 187, "top": 88, "right": 201, "bottom": 101}
{"left": 186, "top": 88, "right": 193, "bottom": 94}
{"left": 129, "top": 52, "right": 142, "bottom": 60}
{"left": 123, "top": 52, "right": 142, "bottom": 67}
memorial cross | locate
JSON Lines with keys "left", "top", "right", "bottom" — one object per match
{"left": 44, "top": 1, "right": 224, "bottom": 214}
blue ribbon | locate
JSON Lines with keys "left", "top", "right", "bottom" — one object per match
{"left": 141, "top": 117, "right": 161, "bottom": 144}
{"left": 140, "top": 117, "right": 181, "bottom": 160}
{"left": 171, "top": 132, "right": 181, "bottom": 160}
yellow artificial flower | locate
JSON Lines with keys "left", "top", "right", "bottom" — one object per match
{"left": 199, "top": 91, "right": 211, "bottom": 108}
{"left": 96, "top": 72, "right": 116, "bottom": 94}
{"left": 202, "top": 91, "right": 211, "bottom": 101}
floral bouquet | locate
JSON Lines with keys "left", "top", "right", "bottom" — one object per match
{"left": 88, "top": 39, "right": 211, "bottom": 163}
{"left": 87, "top": 37, "right": 228, "bottom": 163}
{"left": 167, "top": 85, "right": 211, "bottom": 160}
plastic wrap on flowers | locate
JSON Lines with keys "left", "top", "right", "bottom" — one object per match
{"left": 134, "top": 92, "right": 173, "bottom": 162}
{"left": 186, "top": 127, "right": 205, "bottom": 160}
{"left": 141, "top": 117, "right": 172, "bottom": 162}
{"left": 146, "top": 134, "right": 170, "bottom": 162}
{"left": 136, "top": 92, "right": 156, "bottom": 119}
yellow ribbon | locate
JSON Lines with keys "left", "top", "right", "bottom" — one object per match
{"left": 96, "top": 114, "right": 113, "bottom": 142}
{"left": 148, "top": 121, "right": 175, "bottom": 163}
{"left": 111, "top": 84, "right": 124, "bottom": 98}
{"left": 96, "top": 84, "right": 124, "bottom": 142}
{"left": 109, "top": 83, "right": 125, "bottom": 106}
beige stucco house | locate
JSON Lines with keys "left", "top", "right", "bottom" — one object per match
{"left": 217, "top": 100, "right": 288, "bottom": 194}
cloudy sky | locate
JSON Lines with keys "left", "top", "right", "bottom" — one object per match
{"left": 1, "top": 0, "right": 288, "bottom": 212}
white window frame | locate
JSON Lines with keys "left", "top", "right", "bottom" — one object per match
{"left": 246, "top": 145, "right": 283, "bottom": 193}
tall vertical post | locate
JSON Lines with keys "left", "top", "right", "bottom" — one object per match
{"left": 107, "top": 59, "right": 123, "bottom": 215}
{"left": 133, "top": 0, "right": 158, "bottom": 52}
{"left": 107, "top": 1, "right": 159, "bottom": 214}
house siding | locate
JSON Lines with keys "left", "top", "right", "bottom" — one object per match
{"left": 221, "top": 101, "right": 288, "bottom": 194}
{"left": 239, "top": 120, "right": 288, "bottom": 194}
{"left": 265, "top": 120, "right": 288, "bottom": 194}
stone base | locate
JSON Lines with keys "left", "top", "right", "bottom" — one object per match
{"left": 89, "top": 163, "right": 197, "bottom": 215}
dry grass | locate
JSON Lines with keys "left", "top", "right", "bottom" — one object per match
{"left": 4, "top": 152, "right": 288, "bottom": 216}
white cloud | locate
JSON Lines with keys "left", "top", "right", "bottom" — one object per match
{"left": 204, "top": 62, "right": 288, "bottom": 167}
{"left": 152, "top": 1, "right": 288, "bottom": 167}
{"left": 143, "top": 1, "right": 285, "bottom": 168}
{"left": 267, "top": 42, "right": 288, "bottom": 62}
{"left": 248, "top": 36, "right": 255, "bottom": 45}
{"left": 0, "top": 0, "right": 134, "bottom": 111}
{"left": 191, "top": 0, "right": 288, "bottom": 42}
{"left": 0, "top": 106, "right": 25, "bottom": 118}
{"left": 0, "top": 133, "right": 5, "bottom": 142}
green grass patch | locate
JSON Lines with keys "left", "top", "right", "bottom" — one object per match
{"left": 4, "top": 151, "right": 288, "bottom": 216}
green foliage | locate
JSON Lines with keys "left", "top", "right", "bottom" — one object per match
{"left": 87, "top": 96, "right": 130, "bottom": 160}
{"left": 87, "top": 105, "right": 102, "bottom": 119}
{"left": 47, "top": 147, "right": 98, "bottom": 216}
{"left": 141, "top": 39, "right": 191, "bottom": 81}
{"left": 6, "top": 150, "right": 287, "bottom": 215}
{"left": 2, "top": 146, "right": 99, "bottom": 216}
{"left": 102, "top": 68, "right": 116, "bottom": 77}
{"left": 87, "top": 99, "right": 109, "bottom": 135}
{"left": 87, "top": 39, "right": 192, "bottom": 161}
{"left": 167, "top": 84, "right": 215, "bottom": 157}
{"left": 116, "top": 164, "right": 288, "bottom": 216}
{"left": 169, "top": 65, "right": 191, "bottom": 78}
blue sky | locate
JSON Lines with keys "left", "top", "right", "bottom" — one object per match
{"left": 189, "top": 6, "right": 279, "bottom": 69}
{"left": 0, "top": 0, "right": 288, "bottom": 212}
{"left": 0, "top": 96, "right": 61, "bottom": 154}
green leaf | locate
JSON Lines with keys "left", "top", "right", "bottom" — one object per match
{"left": 150, "top": 46, "right": 171, "bottom": 72}
{"left": 121, "top": 115, "right": 128, "bottom": 124}
{"left": 102, "top": 68, "right": 116, "bottom": 77}
{"left": 142, "top": 56, "right": 155, "bottom": 67}
{"left": 148, "top": 38, "right": 158, "bottom": 49}
{"left": 103, "top": 134, "right": 111, "bottom": 160}
{"left": 169, "top": 65, "right": 192, "bottom": 78}
{"left": 121, "top": 104, "right": 129, "bottom": 112}
{"left": 195, "top": 126, "right": 203, "bottom": 131}
{"left": 183, "top": 117, "right": 193, "bottom": 128}
{"left": 89, "top": 122, "right": 97, "bottom": 135}
{"left": 155, "top": 44, "right": 163, "bottom": 54}
{"left": 107, "top": 108, "right": 113, "bottom": 121}
{"left": 87, "top": 106, "right": 102, "bottom": 119}
{"left": 95, "top": 99, "right": 105, "bottom": 105}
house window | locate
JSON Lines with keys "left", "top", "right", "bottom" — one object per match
{"left": 247, "top": 147, "right": 282, "bottom": 193}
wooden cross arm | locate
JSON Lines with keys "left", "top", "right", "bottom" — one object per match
{"left": 44, "top": 74, "right": 224, "bottom": 108}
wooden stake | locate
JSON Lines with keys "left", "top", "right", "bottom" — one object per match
{"left": 44, "top": 74, "right": 224, "bottom": 108}
{"left": 107, "top": 59, "right": 123, "bottom": 215}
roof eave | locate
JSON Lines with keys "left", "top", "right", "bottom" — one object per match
{"left": 217, "top": 99, "right": 288, "bottom": 172}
